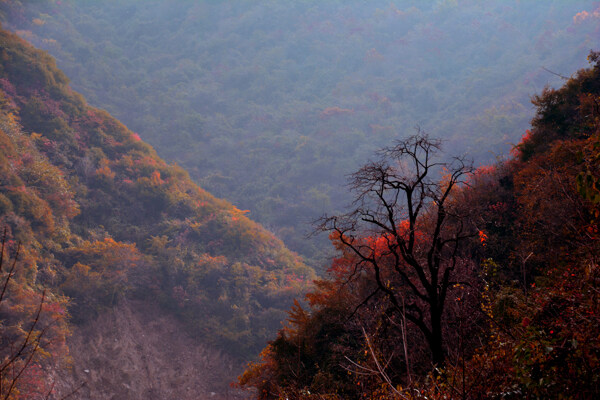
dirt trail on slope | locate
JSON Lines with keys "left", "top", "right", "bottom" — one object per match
{"left": 50, "top": 300, "right": 251, "bottom": 400}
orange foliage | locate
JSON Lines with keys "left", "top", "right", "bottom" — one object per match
{"left": 150, "top": 170, "right": 164, "bottom": 185}
{"left": 95, "top": 160, "right": 116, "bottom": 180}
{"left": 573, "top": 7, "right": 600, "bottom": 23}
{"left": 319, "top": 106, "right": 353, "bottom": 118}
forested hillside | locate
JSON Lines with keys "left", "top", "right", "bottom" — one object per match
{"left": 0, "top": 26, "right": 314, "bottom": 397}
{"left": 2, "top": 1, "right": 600, "bottom": 398}
{"left": 2, "top": 0, "right": 598, "bottom": 264}
{"left": 239, "top": 52, "right": 600, "bottom": 399}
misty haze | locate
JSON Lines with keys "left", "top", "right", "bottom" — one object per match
{"left": 0, "top": 1, "right": 598, "bottom": 399}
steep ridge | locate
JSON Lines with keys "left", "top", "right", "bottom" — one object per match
{"left": 0, "top": 26, "right": 313, "bottom": 397}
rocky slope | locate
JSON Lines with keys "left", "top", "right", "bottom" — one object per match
{"left": 51, "top": 300, "right": 249, "bottom": 400}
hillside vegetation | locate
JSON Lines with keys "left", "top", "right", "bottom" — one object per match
{"left": 239, "top": 52, "right": 600, "bottom": 399}
{"left": 0, "top": 27, "right": 313, "bottom": 398}
{"left": 1, "top": 2, "right": 600, "bottom": 398}
{"left": 2, "top": 0, "right": 598, "bottom": 264}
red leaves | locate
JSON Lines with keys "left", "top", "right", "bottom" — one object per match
{"left": 478, "top": 230, "right": 488, "bottom": 246}
{"left": 511, "top": 129, "right": 533, "bottom": 158}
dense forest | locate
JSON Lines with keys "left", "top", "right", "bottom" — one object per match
{"left": 0, "top": 1, "right": 599, "bottom": 398}
{"left": 0, "top": 26, "right": 314, "bottom": 398}
{"left": 1, "top": 0, "right": 598, "bottom": 265}
{"left": 238, "top": 53, "right": 600, "bottom": 398}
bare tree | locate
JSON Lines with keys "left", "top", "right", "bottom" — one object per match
{"left": 317, "top": 132, "right": 476, "bottom": 368}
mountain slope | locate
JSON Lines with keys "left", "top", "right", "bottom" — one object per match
{"left": 50, "top": 300, "right": 245, "bottom": 399}
{"left": 0, "top": 24, "right": 314, "bottom": 382}
{"left": 1, "top": 0, "right": 598, "bottom": 264}
{"left": 238, "top": 52, "right": 600, "bottom": 399}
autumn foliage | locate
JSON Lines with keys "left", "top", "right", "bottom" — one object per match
{"left": 239, "top": 52, "right": 600, "bottom": 399}
{"left": 0, "top": 26, "right": 315, "bottom": 366}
